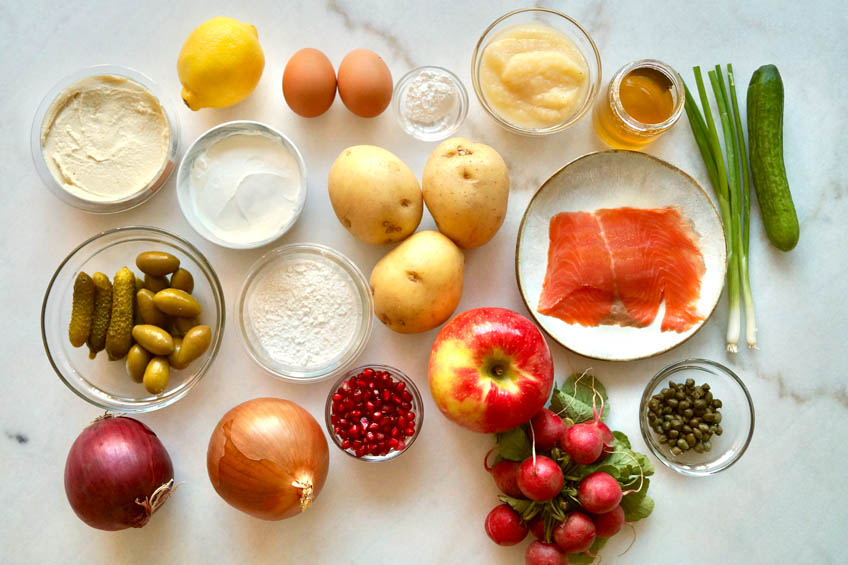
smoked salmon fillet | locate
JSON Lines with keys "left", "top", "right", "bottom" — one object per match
{"left": 537, "top": 207, "right": 705, "bottom": 333}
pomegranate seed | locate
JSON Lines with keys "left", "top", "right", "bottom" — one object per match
{"left": 341, "top": 439, "right": 350, "bottom": 449}
{"left": 348, "top": 425, "right": 360, "bottom": 438}
{"left": 363, "top": 368, "right": 374, "bottom": 377}
{"left": 405, "top": 427, "right": 415, "bottom": 437}
{"left": 395, "top": 381, "right": 406, "bottom": 392}
{"left": 397, "top": 440, "right": 406, "bottom": 451}
{"left": 388, "top": 438, "right": 399, "bottom": 449}
{"left": 372, "top": 411, "right": 383, "bottom": 421}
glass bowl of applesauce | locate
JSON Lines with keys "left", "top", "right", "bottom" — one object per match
{"left": 471, "top": 8, "right": 602, "bottom": 136}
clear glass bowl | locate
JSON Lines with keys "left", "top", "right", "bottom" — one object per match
{"left": 176, "top": 120, "right": 308, "bottom": 249}
{"left": 237, "top": 243, "right": 373, "bottom": 383}
{"left": 41, "top": 226, "right": 225, "bottom": 412}
{"left": 640, "top": 359, "right": 754, "bottom": 476}
{"left": 324, "top": 364, "right": 423, "bottom": 462}
{"left": 392, "top": 66, "right": 468, "bottom": 141}
{"left": 471, "top": 8, "right": 602, "bottom": 136}
{"left": 31, "top": 65, "right": 180, "bottom": 214}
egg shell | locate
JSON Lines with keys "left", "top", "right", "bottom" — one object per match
{"left": 337, "top": 48, "right": 393, "bottom": 118}
{"left": 283, "top": 48, "right": 337, "bottom": 117}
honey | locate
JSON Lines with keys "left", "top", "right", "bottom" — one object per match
{"left": 593, "top": 60, "right": 684, "bottom": 149}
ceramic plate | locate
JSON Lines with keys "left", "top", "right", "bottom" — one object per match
{"left": 516, "top": 150, "right": 726, "bottom": 361}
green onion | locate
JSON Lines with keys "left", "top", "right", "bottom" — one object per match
{"left": 683, "top": 65, "right": 757, "bottom": 352}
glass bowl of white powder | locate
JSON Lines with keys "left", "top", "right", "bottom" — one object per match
{"left": 176, "top": 121, "right": 307, "bottom": 249}
{"left": 237, "top": 243, "right": 374, "bottom": 383}
{"left": 393, "top": 66, "right": 468, "bottom": 141}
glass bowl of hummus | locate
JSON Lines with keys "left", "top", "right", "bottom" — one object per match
{"left": 31, "top": 65, "right": 180, "bottom": 213}
{"left": 41, "top": 226, "right": 225, "bottom": 412}
{"left": 471, "top": 8, "right": 602, "bottom": 136}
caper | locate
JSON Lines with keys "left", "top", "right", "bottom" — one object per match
{"left": 712, "top": 412, "right": 722, "bottom": 424}
{"left": 686, "top": 434, "right": 696, "bottom": 447}
{"left": 694, "top": 399, "right": 707, "bottom": 410}
{"left": 712, "top": 399, "right": 723, "bottom": 408}
{"left": 677, "top": 439, "right": 689, "bottom": 451}
{"left": 685, "top": 378, "right": 695, "bottom": 388}
{"left": 662, "top": 406, "right": 672, "bottom": 415}
{"left": 664, "top": 414, "right": 673, "bottom": 421}
{"left": 693, "top": 429, "right": 702, "bottom": 440}
{"left": 671, "top": 447, "right": 682, "bottom": 456}
{"left": 661, "top": 388, "right": 672, "bottom": 398}
{"left": 649, "top": 399, "right": 660, "bottom": 412}
{"left": 694, "top": 443, "right": 705, "bottom": 453}
{"left": 705, "top": 391, "right": 713, "bottom": 402}
{"left": 648, "top": 412, "right": 657, "bottom": 423}
{"left": 682, "top": 425, "right": 692, "bottom": 434}
{"left": 701, "top": 382, "right": 710, "bottom": 391}
{"left": 668, "top": 430, "right": 679, "bottom": 439}
{"left": 683, "top": 408, "right": 694, "bottom": 418}
{"left": 662, "top": 421, "right": 671, "bottom": 431}
{"left": 689, "top": 418, "right": 699, "bottom": 427}
{"left": 669, "top": 382, "right": 679, "bottom": 390}
{"left": 714, "top": 425, "right": 723, "bottom": 436}
{"left": 671, "top": 419, "right": 682, "bottom": 430}
{"left": 692, "top": 387, "right": 704, "bottom": 399}
{"left": 703, "top": 413, "right": 715, "bottom": 423}
{"left": 658, "top": 435, "right": 668, "bottom": 444}
{"left": 703, "top": 441, "right": 712, "bottom": 452}
{"left": 679, "top": 400, "right": 690, "bottom": 410}
{"left": 702, "top": 431, "right": 712, "bottom": 441}
{"left": 655, "top": 425, "right": 664, "bottom": 434}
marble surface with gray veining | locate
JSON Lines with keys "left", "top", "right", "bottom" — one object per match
{"left": 1, "top": 1, "right": 846, "bottom": 563}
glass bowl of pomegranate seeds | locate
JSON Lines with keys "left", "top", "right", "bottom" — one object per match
{"left": 325, "top": 364, "right": 423, "bottom": 462}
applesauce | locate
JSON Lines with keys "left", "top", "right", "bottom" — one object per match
{"left": 479, "top": 23, "right": 590, "bottom": 129}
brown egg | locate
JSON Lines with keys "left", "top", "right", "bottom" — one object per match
{"left": 337, "top": 49, "right": 393, "bottom": 118}
{"left": 282, "top": 48, "right": 337, "bottom": 117}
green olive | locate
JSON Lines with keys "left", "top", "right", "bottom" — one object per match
{"left": 143, "top": 357, "right": 170, "bottom": 394}
{"left": 136, "top": 289, "right": 169, "bottom": 327}
{"left": 131, "top": 324, "right": 175, "bottom": 355}
{"left": 153, "top": 288, "right": 202, "bottom": 318}
{"left": 171, "top": 316, "right": 199, "bottom": 337}
{"left": 136, "top": 251, "right": 180, "bottom": 277}
{"left": 168, "top": 337, "right": 185, "bottom": 370}
{"left": 126, "top": 344, "right": 151, "bottom": 383}
{"left": 170, "top": 268, "right": 194, "bottom": 294}
{"left": 174, "top": 325, "right": 211, "bottom": 368}
{"left": 144, "top": 274, "right": 170, "bottom": 293}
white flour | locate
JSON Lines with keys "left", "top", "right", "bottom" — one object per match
{"left": 249, "top": 258, "right": 360, "bottom": 369}
{"left": 404, "top": 70, "right": 457, "bottom": 124}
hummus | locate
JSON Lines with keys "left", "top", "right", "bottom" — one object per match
{"left": 480, "top": 23, "right": 590, "bottom": 129}
{"left": 41, "top": 75, "right": 170, "bottom": 202}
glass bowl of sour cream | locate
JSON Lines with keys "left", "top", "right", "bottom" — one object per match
{"left": 471, "top": 8, "right": 602, "bottom": 136}
{"left": 31, "top": 65, "right": 180, "bottom": 213}
{"left": 176, "top": 121, "right": 308, "bottom": 249}
{"left": 236, "top": 243, "right": 374, "bottom": 383}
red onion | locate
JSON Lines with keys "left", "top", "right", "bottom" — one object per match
{"left": 64, "top": 415, "right": 176, "bottom": 530}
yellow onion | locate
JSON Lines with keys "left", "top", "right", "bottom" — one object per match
{"left": 207, "top": 398, "right": 329, "bottom": 520}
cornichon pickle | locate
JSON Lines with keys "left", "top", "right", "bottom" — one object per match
{"left": 174, "top": 325, "right": 211, "bottom": 369}
{"left": 153, "top": 288, "right": 202, "bottom": 318}
{"left": 68, "top": 272, "right": 95, "bottom": 348}
{"left": 143, "top": 357, "right": 170, "bottom": 394}
{"left": 144, "top": 273, "right": 170, "bottom": 293}
{"left": 136, "top": 251, "right": 180, "bottom": 277}
{"left": 136, "top": 289, "right": 169, "bottom": 327}
{"left": 126, "top": 344, "right": 151, "bottom": 383}
{"left": 171, "top": 316, "right": 198, "bottom": 337}
{"left": 105, "top": 267, "right": 135, "bottom": 360}
{"left": 131, "top": 324, "right": 175, "bottom": 356}
{"left": 87, "top": 272, "right": 112, "bottom": 359}
{"left": 169, "top": 268, "right": 194, "bottom": 294}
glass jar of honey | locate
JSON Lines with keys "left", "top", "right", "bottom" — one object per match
{"left": 593, "top": 59, "right": 685, "bottom": 149}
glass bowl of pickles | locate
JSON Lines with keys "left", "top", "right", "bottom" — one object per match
{"left": 41, "top": 226, "right": 225, "bottom": 412}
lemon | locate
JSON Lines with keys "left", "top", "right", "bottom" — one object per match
{"left": 177, "top": 17, "right": 265, "bottom": 110}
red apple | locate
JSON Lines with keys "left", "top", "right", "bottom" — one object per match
{"left": 428, "top": 307, "right": 554, "bottom": 433}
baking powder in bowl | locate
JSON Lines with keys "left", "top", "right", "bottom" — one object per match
{"left": 189, "top": 131, "right": 304, "bottom": 246}
{"left": 248, "top": 257, "right": 361, "bottom": 369}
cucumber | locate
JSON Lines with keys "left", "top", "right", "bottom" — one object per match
{"left": 747, "top": 64, "right": 799, "bottom": 251}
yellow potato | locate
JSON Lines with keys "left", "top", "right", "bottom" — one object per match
{"left": 329, "top": 145, "right": 422, "bottom": 244}
{"left": 422, "top": 138, "right": 509, "bottom": 249}
{"left": 370, "top": 230, "right": 464, "bottom": 334}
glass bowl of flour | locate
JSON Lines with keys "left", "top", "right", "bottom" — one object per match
{"left": 237, "top": 243, "right": 374, "bottom": 383}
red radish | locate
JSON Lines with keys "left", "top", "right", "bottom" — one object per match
{"left": 528, "top": 515, "right": 546, "bottom": 540}
{"left": 597, "top": 421, "right": 615, "bottom": 455}
{"left": 592, "top": 505, "right": 625, "bottom": 538}
{"left": 517, "top": 455, "right": 564, "bottom": 501}
{"left": 528, "top": 409, "right": 566, "bottom": 450}
{"left": 561, "top": 423, "right": 604, "bottom": 464}
{"left": 553, "top": 511, "right": 596, "bottom": 554}
{"left": 485, "top": 504, "right": 528, "bottom": 546}
{"left": 525, "top": 540, "right": 568, "bottom": 565}
{"left": 484, "top": 450, "right": 523, "bottom": 498}
{"left": 577, "top": 472, "right": 622, "bottom": 514}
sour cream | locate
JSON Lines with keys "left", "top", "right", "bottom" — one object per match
{"left": 183, "top": 126, "right": 306, "bottom": 248}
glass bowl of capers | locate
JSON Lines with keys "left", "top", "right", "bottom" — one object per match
{"left": 41, "top": 226, "right": 225, "bottom": 412}
{"left": 640, "top": 359, "right": 754, "bottom": 476}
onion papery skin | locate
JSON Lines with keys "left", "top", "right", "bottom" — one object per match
{"left": 64, "top": 416, "right": 174, "bottom": 531}
{"left": 207, "top": 397, "right": 330, "bottom": 521}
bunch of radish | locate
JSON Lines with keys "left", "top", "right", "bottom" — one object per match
{"left": 482, "top": 374, "right": 654, "bottom": 565}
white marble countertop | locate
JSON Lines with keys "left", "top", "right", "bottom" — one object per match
{"left": 2, "top": 1, "right": 846, "bottom": 563}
